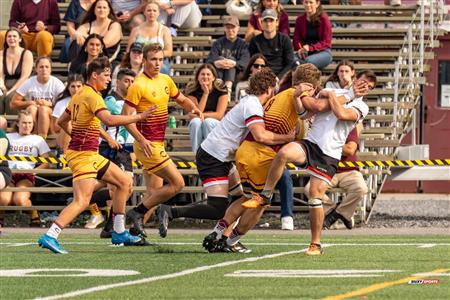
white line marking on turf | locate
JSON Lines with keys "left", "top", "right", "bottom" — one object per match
{"left": 417, "top": 244, "right": 436, "bottom": 248}
{"left": 225, "top": 269, "right": 400, "bottom": 278}
{"left": 413, "top": 272, "right": 450, "bottom": 277}
{"left": 0, "top": 269, "right": 139, "bottom": 277}
{"left": 33, "top": 247, "right": 316, "bottom": 300}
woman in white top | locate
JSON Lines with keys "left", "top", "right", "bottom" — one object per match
{"left": 0, "top": 110, "right": 50, "bottom": 225}
{"left": 51, "top": 74, "right": 84, "bottom": 152}
{"left": 10, "top": 57, "right": 65, "bottom": 138}
{"left": 324, "top": 60, "right": 355, "bottom": 90}
{"left": 127, "top": 1, "right": 172, "bottom": 74}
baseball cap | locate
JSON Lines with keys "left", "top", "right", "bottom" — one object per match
{"left": 223, "top": 15, "right": 239, "bottom": 27}
{"left": 262, "top": 9, "right": 278, "bottom": 20}
{"left": 130, "top": 42, "right": 143, "bottom": 53}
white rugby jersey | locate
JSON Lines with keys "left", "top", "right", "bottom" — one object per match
{"left": 7, "top": 133, "right": 51, "bottom": 169}
{"left": 201, "top": 94, "right": 264, "bottom": 162}
{"left": 306, "top": 88, "right": 368, "bottom": 160}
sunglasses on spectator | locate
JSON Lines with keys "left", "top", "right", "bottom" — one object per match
{"left": 252, "top": 63, "right": 266, "bottom": 69}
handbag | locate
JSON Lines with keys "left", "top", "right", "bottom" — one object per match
{"left": 225, "top": 0, "right": 253, "bottom": 19}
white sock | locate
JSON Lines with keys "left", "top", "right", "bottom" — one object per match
{"left": 113, "top": 214, "right": 125, "bottom": 233}
{"left": 46, "top": 223, "right": 62, "bottom": 239}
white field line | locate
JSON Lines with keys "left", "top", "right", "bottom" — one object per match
{"left": 1, "top": 242, "right": 450, "bottom": 247}
{"left": 32, "top": 247, "right": 314, "bottom": 300}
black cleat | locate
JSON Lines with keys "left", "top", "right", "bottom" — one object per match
{"left": 217, "top": 238, "right": 252, "bottom": 253}
{"left": 157, "top": 204, "right": 172, "bottom": 238}
{"left": 339, "top": 214, "right": 353, "bottom": 230}
{"left": 125, "top": 237, "right": 156, "bottom": 247}
{"left": 100, "top": 211, "right": 113, "bottom": 238}
{"left": 323, "top": 210, "right": 339, "bottom": 229}
{"left": 126, "top": 209, "right": 147, "bottom": 237}
{"left": 202, "top": 232, "right": 220, "bottom": 253}
{"left": 100, "top": 229, "right": 112, "bottom": 239}
{"left": 129, "top": 226, "right": 148, "bottom": 238}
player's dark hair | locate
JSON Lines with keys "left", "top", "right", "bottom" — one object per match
{"left": 87, "top": 56, "right": 111, "bottom": 79}
{"left": 117, "top": 68, "right": 136, "bottom": 81}
{"left": 247, "top": 68, "right": 277, "bottom": 96}
{"left": 357, "top": 70, "right": 377, "bottom": 86}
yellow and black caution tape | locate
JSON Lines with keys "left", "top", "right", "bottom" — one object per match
{"left": 1, "top": 155, "right": 449, "bottom": 169}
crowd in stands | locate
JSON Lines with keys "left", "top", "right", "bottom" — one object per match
{"left": 0, "top": 0, "right": 395, "bottom": 232}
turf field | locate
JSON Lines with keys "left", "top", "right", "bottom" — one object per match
{"left": 0, "top": 230, "right": 449, "bottom": 300}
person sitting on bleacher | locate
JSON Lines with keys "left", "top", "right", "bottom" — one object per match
{"left": 111, "top": 42, "right": 144, "bottom": 90}
{"left": 111, "top": 0, "right": 147, "bottom": 31}
{"left": 69, "top": 34, "right": 108, "bottom": 81}
{"left": 157, "top": 0, "right": 203, "bottom": 36}
{"left": 0, "top": 28, "right": 34, "bottom": 115}
{"left": 206, "top": 15, "right": 250, "bottom": 94}
{"left": 0, "top": 0, "right": 61, "bottom": 58}
{"left": 185, "top": 64, "right": 229, "bottom": 153}
{"left": 293, "top": 0, "right": 332, "bottom": 70}
{"left": 305, "top": 124, "right": 367, "bottom": 230}
{"left": 51, "top": 74, "right": 84, "bottom": 153}
{"left": 234, "top": 53, "right": 268, "bottom": 101}
{"left": 325, "top": 60, "right": 355, "bottom": 89}
{"left": 127, "top": 1, "right": 173, "bottom": 75}
{"left": 244, "top": 0, "right": 290, "bottom": 43}
{"left": 0, "top": 129, "right": 12, "bottom": 191}
{"left": 0, "top": 110, "right": 51, "bottom": 227}
{"left": 60, "top": 0, "right": 96, "bottom": 63}
{"left": 72, "top": 0, "right": 123, "bottom": 62}
{"left": 10, "top": 57, "right": 65, "bottom": 138}
{"left": 248, "top": 9, "right": 295, "bottom": 80}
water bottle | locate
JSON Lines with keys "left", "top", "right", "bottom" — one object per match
{"left": 169, "top": 116, "right": 177, "bottom": 129}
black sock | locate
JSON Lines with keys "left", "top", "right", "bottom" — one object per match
{"left": 172, "top": 196, "right": 228, "bottom": 220}
{"left": 135, "top": 203, "right": 148, "bottom": 214}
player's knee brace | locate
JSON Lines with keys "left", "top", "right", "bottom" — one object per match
{"left": 308, "top": 198, "right": 323, "bottom": 208}
{"left": 228, "top": 182, "right": 243, "bottom": 197}
{"left": 206, "top": 196, "right": 229, "bottom": 219}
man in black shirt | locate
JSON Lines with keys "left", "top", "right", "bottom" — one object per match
{"left": 248, "top": 9, "right": 295, "bottom": 79}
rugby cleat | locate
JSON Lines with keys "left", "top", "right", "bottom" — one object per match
{"left": 38, "top": 234, "right": 68, "bottom": 254}
{"left": 84, "top": 214, "right": 105, "bottom": 229}
{"left": 305, "top": 243, "right": 324, "bottom": 256}
{"left": 241, "top": 192, "right": 271, "bottom": 209}
{"left": 111, "top": 230, "right": 143, "bottom": 246}
{"left": 126, "top": 208, "right": 147, "bottom": 237}
{"left": 217, "top": 238, "right": 252, "bottom": 253}
{"left": 202, "top": 232, "right": 220, "bottom": 253}
{"left": 157, "top": 204, "right": 172, "bottom": 238}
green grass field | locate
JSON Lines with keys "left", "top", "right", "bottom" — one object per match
{"left": 0, "top": 231, "right": 449, "bottom": 300}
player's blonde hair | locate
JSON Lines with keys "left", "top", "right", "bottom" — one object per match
{"left": 292, "top": 63, "right": 322, "bottom": 90}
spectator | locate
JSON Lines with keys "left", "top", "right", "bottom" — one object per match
{"left": 69, "top": 33, "right": 107, "bottom": 80}
{"left": 127, "top": 1, "right": 173, "bottom": 75}
{"left": 0, "top": 28, "right": 33, "bottom": 115}
{"left": 235, "top": 53, "right": 268, "bottom": 101}
{"left": 60, "top": 0, "right": 96, "bottom": 63}
{"left": 73, "top": 0, "right": 122, "bottom": 62}
{"left": 51, "top": 74, "right": 84, "bottom": 153}
{"left": 244, "top": 0, "right": 290, "bottom": 43}
{"left": 158, "top": 0, "right": 203, "bottom": 36}
{"left": 185, "top": 64, "right": 228, "bottom": 153}
{"left": 325, "top": 60, "right": 355, "bottom": 89}
{"left": 293, "top": 0, "right": 332, "bottom": 70}
{"left": 98, "top": 68, "right": 137, "bottom": 237}
{"left": 0, "top": 110, "right": 50, "bottom": 227}
{"left": 248, "top": 9, "right": 295, "bottom": 79}
{"left": 111, "top": 0, "right": 147, "bottom": 30}
{"left": 206, "top": 16, "right": 250, "bottom": 92}
{"left": 0, "top": 117, "right": 7, "bottom": 130}
{"left": 0, "top": 0, "right": 61, "bottom": 57}
{"left": 305, "top": 125, "right": 368, "bottom": 230}
{"left": 111, "top": 42, "right": 143, "bottom": 90}
{"left": 10, "top": 57, "right": 65, "bottom": 138}
{"left": 0, "top": 129, "right": 12, "bottom": 191}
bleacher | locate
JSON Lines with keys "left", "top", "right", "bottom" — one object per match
{"left": 0, "top": 1, "right": 445, "bottom": 224}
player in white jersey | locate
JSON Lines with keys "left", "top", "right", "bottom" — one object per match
{"left": 244, "top": 70, "right": 377, "bottom": 256}
{"left": 156, "top": 69, "right": 295, "bottom": 247}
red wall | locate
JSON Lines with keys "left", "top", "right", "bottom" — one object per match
{"left": 383, "top": 33, "right": 450, "bottom": 193}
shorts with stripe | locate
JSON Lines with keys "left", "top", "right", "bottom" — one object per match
{"left": 133, "top": 140, "right": 172, "bottom": 174}
{"left": 196, "top": 146, "right": 233, "bottom": 188}
{"left": 295, "top": 139, "right": 339, "bottom": 185}
{"left": 65, "top": 150, "right": 110, "bottom": 182}
{"left": 235, "top": 140, "right": 276, "bottom": 193}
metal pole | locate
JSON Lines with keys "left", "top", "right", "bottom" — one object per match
{"left": 419, "top": 0, "right": 425, "bottom": 73}
{"left": 430, "top": 0, "right": 434, "bottom": 44}
{"left": 393, "top": 61, "right": 400, "bottom": 139}
{"left": 408, "top": 26, "right": 413, "bottom": 87}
